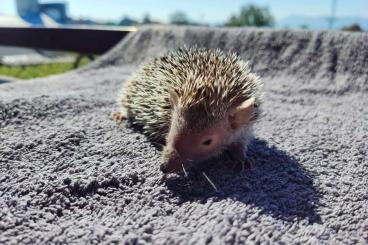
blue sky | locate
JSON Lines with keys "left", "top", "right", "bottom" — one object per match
{"left": 1, "top": 0, "right": 368, "bottom": 23}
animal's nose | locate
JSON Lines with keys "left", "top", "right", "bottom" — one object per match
{"left": 161, "top": 153, "right": 186, "bottom": 173}
{"left": 161, "top": 146, "right": 182, "bottom": 173}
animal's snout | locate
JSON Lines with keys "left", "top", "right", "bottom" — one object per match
{"left": 160, "top": 151, "right": 182, "bottom": 173}
{"left": 161, "top": 146, "right": 191, "bottom": 174}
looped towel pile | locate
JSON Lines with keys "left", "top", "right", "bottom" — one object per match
{"left": 0, "top": 25, "right": 367, "bottom": 244}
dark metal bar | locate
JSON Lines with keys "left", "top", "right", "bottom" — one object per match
{"left": 0, "top": 26, "right": 136, "bottom": 54}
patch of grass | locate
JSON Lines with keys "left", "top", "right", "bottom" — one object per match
{"left": 0, "top": 58, "right": 90, "bottom": 79}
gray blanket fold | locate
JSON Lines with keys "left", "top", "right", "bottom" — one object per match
{"left": 0, "top": 25, "right": 367, "bottom": 244}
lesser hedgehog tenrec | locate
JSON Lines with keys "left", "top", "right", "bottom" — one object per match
{"left": 112, "top": 47, "right": 262, "bottom": 174}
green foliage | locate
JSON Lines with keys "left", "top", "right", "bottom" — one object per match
{"left": 341, "top": 24, "right": 363, "bottom": 32}
{"left": 225, "top": 4, "right": 274, "bottom": 27}
{"left": 0, "top": 59, "right": 89, "bottom": 79}
{"left": 169, "top": 11, "right": 190, "bottom": 25}
{"left": 142, "top": 14, "right": 152, "bottom": 24}
{"left": 300, "top": 24, "right": 309, "bottom": 29}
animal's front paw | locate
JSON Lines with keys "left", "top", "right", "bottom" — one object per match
{"left": 226, "top": 152, "right": 255, "bottom": 172}
{"left": 225, "top": 142, "right": 255, "bottom": 172}
{"left": 242, "top": 157, "right": 255, "bottom": 169}
{"left": 111, "top": 111, "right": 128, "bottom": 121}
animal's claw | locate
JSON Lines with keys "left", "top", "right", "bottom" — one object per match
{"left": 225, "top": 143, "right": 255, "bottom": 172}
{"left": 228, "top": 156, "right": 254, "bottom": 172}
{"left": 242, "top": 157, "right": 255, "bottom": 169}
{"left": 226, "top": 151, "right": 255, "bottom": 171}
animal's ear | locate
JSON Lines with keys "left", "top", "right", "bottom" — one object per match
{"left": 168, "top": 88, "right": 179, "bottom": 107}
{"left": 229, "top": 97, "right": 255, "bottom": 130}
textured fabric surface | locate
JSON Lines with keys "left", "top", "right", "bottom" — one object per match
{"left": 0, "top": 25, "right": 367, "bottom": 244}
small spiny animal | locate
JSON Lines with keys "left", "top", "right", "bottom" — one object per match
{"left": 112, "top": 47, "right": 263, "bottom": 174}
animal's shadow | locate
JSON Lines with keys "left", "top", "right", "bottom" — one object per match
{"left": 164, "top": 138, "right": 321, "bottom": 223}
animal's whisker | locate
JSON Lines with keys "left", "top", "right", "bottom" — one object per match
{"left": 173, "top": 148, "right": 182, "bottom": 158}
{"left": 182, "top": 164, "right": 188, "bottom": 177}
{"left": 201, "top": 171, "right": 218, "bottom": 192}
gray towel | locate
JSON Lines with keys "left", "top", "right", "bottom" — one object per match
{"left": 0, "top": 25, "right": 367, "bottom": 244}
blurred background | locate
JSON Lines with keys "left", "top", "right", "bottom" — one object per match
{"left": 2, "top": 0, "right": 367, "bottom": 30}
{"left": 0, "top": 0, "right": 367, "bottom": 80}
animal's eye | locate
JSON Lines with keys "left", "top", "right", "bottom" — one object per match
{"left": 202, "top": 139, "right": 212, "bottom": 146}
